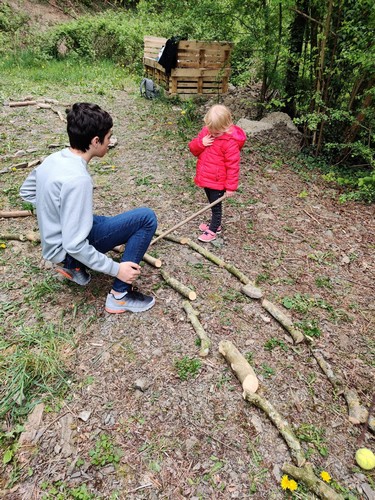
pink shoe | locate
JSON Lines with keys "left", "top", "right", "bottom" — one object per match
{"left": 198, "top": 230, "right": 217, "bottom": 242}
{"left": 199, "top": 223, "right": 222, "bottom": 234}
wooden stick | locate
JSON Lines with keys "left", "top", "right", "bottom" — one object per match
{"left": 150, "top": 194, "right": 227, "bottom": 246}
{"left": 8, "top": 101, "right": 37, "bottom": 107}
{"left": 0, "top": 210, "right": 33, "bottom": 218}
{"left": 245, "top": 391, "right": 306, "bottom": 467}
{"left": 142, "top": 253, "right": 162, "bottom": 268}
{"left": 0, "top": 232, "right": 40, "bottom": 242}
{"left": 219, "top": 340, "right": 259, "bottom": 393}
{"left": 282, "top": 463, "right": 342, "bottom": 500}
{"left": 153, "top": 232, "right": 189, "bottom": 245}
{"left": 160, "top": 269, "right": 196, "bottom": 300}
{"left": 183, "top": 301, "right": 211, "bottom": 357}
{"left": 312, "top": 350, "right": 369, "bottom": 425}
{"left": 262, "top": 299, "right": 305, "bottom": 344}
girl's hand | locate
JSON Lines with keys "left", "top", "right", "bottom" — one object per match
{"left": 225, "top": 190, "right": 236, "bottom": 198}
{"left": 202, "top": 134, "right": 215, "bottom": 147}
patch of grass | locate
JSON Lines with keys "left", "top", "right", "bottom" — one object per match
{"left": 295, "top": 319, "right": 322, "bottom": 338}
{"left": 315, "top": 275, "right": 333, "bottom": 289}
{"left": 308, "top": 251, "right": 336, "bottom": 265}
{"left": 245, "top": 351, "right": 254, "bottom": 364}
{"left": 282, "top": 293, "right": 315, "bottom": 314}
{"left": 174, "top": 356, "right": 201, "bottom": 381}
{"left": 89, "top": 433, "right": 122, "bottom": 467}
{"left": 0, "top": 323, "right": 74, "bottom": 422}
{"left": 260, "top": 363, "right": 275, "bottom": 378}
{"left": 295, "top": 423, "right": 328, "bottom": 457}
{"left": 41, "top": 480, "right": 96, "bottom": 499}
{"left": 264, "top": 338, "right": 288, "bottom": 352}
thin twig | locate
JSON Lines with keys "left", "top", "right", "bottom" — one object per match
{"left": 302, "top": 209, "right": 321, "bottom": 224}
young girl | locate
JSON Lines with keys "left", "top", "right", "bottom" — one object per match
{"left": 188, "top": 104, "right": 246, "bottom": 242}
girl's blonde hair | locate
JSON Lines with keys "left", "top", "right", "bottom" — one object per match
{"left": 204, "top": 104, "right": 233, "bottom": 134}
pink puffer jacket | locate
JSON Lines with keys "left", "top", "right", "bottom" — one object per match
{"left": 189, "top": 125, "right": 246, "bottom": 191}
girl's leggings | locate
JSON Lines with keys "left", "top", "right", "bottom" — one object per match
{"left": 204, "top": 187, "right": 225, "bottom": 232}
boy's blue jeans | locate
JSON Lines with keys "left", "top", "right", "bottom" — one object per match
{"left": 64, "top": 207, "right": 157, "bottom": 293}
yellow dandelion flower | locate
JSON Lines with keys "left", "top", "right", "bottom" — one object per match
{"left": 281, "top": 475, "right": 290, "bottom": 490}
{"left": 167, "top": 121, "right": 173, "bottom": 125}
{"left": 0, "top": 243, "right": 6, "bottom": 248}
{"left": 181, "top": 110, "right": 186, "bottom": 115}
{"left": 320, "top": 471, "right": 331, "bottom": 483}
{"left": 288, "top": 479, "right": 298, "bottom": 491}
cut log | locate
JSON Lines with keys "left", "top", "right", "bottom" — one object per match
{"left": 241, "top": 283, "right": 263, "bottom": 299}
{"left": 344, "top": 388, "right": 369, "bottom": 425}
{"left": 51, "top": 107, "right": 66, "bottom": 122}
{"left": 312, "top": 350, "right": 369, "bottom": 425}
{"left": 282, "top": 463, "right": 342, "bottom": 500}
{"left": 0, "top": 232, "right": 40, "bottom": 242}
{"left": 142, "top": 253, "right": 162, "bottom": 268}
{"left": 262, "top": 299, "right": 305, "bottom": 344}
{"left": 312, "top": 350, "right": 343, "bottom": 390}
{"left": 160, "top": 269, "right": 196, "bottom": 300}
{"left": 0, "top": 210, "right": 33, "bottom": 218}
{"left": 8, "top": 101, "right": 37, "bottom": 107}
{"left": 245, "top": 391, "right": 306, "bottom": 467}
{"left": 183, "top": 301, "right": 211, "bottom": 357}
{"left": 154, "top": 232, "right": 189, "bottom": 245}
{"left": 219, "top": 340, "right": 259, "bottom": 393}
{"left": 37, "top": 103, "right": 52, "bottom": 109}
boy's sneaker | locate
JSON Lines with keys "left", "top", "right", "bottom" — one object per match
{"left": 198, "top": 229, "right": 217, "bottom": 242}
{"left": 199, "top": 223, "right": 222, "bottom": 234}
{"left": 56, "top": 266, "right": 91, "bottom": 286}
{"left": 105, "top": 288, "right": 155, "bottom": 314}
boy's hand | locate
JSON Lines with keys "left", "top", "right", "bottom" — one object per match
{"left": 225, "top": 190, "right": 236, "bottom": 197}
{"left": 117, "top": 261, "right": 141, "bottom": 284}
{"left": 202, "top": 134, "right": 215, "bottom": 147}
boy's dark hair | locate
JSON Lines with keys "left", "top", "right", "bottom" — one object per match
{"left": 66, "top": 103, "right": 113, "bottom": 152}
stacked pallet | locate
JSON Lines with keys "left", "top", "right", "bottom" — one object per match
{"left": 143, "top": 36, "right": 233, "bottom": 96}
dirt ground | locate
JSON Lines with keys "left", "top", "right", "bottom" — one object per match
{"left": 1, "top": 78, "right": 374, "bottom": 500}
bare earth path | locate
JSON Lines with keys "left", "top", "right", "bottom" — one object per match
{"left": 1, "top": 85, "right": 374, "bottom": 499}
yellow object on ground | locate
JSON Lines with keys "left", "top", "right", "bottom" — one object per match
{"left": 355, "top": 448, "right": 375, "bottom": 470}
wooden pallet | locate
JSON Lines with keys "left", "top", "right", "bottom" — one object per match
{"left": 143, "top": 36, "right": 233, "bottom": 96}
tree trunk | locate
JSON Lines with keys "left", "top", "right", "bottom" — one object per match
{"left": 284, "top": 0, "right": 309, "bottom": 117}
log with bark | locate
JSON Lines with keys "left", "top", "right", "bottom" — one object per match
{"left": 262, "top": 299, "right": 305, "bottom": 344}
{"left": 0, "top": 211, "right": 34, "bottom": 218}
{"left": 282, "top": 463, "right": 343, "bottom": 500}
{"left": 0, "top": 232, "right": 40, "bottom": 242}
{"left": 219, "top": 340, "right": 259, "bottom": 393}
{"left": 245, "top": 391, "right": 306, "bottom": 467}
{"left": 219, "top": 340, "right": 305, "bottom": 467}
{"left": 312, "top": 350, "right": 369, "bottom": 425}
{"left": 8, "top": 101, "right": 37, "bottom": 107}
{"left": 142, "top": 253, "right": 162, "bottom": 268}
{"left": 160, "top": 269, "right": 197, "bottom": 300}
{"left": 183, "top": 301, "right": 211, "bottom": 357}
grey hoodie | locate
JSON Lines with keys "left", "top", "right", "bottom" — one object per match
{"left": 20, "top": 148, "right": 119, "bottom": 277}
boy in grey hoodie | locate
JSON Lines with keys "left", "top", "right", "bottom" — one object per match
{"left": 20, "top": 102, "right": 157, "bottom": 314}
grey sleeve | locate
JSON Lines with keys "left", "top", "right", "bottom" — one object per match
{"left": 19, "top": 169, "right": 37, "bottom": 206}
{"left": 60, "top": 178, "right": 120, "bottom": 277}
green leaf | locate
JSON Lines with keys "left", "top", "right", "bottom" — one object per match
{"left": 3, "top": 448, "right": 13, "bottom": 464}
